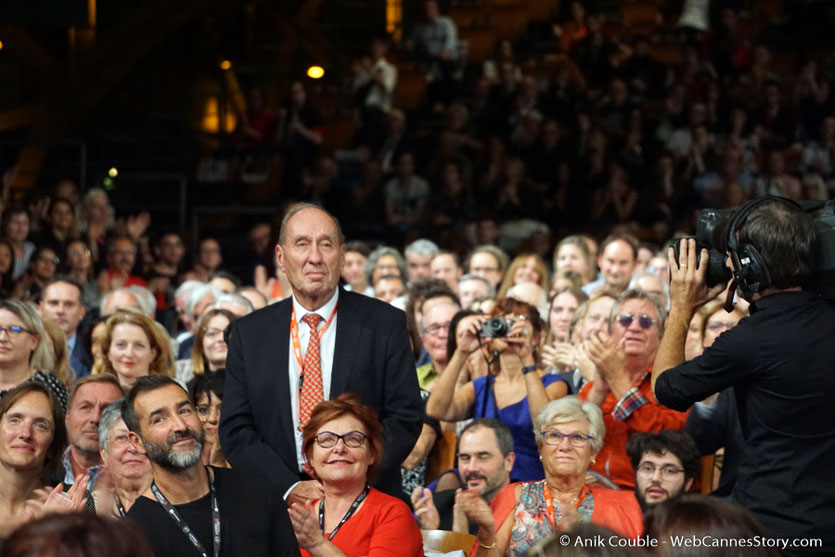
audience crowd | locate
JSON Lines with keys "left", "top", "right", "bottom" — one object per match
{"left": 0, "top": 0, "right": 833, "bottom": 555}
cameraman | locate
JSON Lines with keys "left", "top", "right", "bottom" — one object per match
{"left": 651, "top": 198, "right": 835, "bottom": 554}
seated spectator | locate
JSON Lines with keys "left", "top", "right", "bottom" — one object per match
{"left": 582, "top": 234, "right": 638, "bottom": 296}
{"left": 373, "top": 274, "right": 405, "bottom": 304}
{"left": 175, "top": 308, "right": 236, "bottom": 385}
{"left": 625, "top": 430, "right": 700, "bottom": 511}
{"left": 497, "top": 254, "right": 548, "bottom": 300}
{"left": 32, "top": 197, "right": 77, "bottom": 262}
{"left": 94, "top": 398, "right": 152, "bottom": 516}
{"left": 468, "top": 397, "right": 642, "bottom": 556}
{"left": 580, "top": 289, "right": 688, "bottom": 488}
{"left": 352, "top": 37, "right": 397, "bottom": 146}
{"left": 458, "top": 274, "right": 495, "bottom": 311}
{"left": 0, "top": 299, "right": 67, "bottom": 410}
{"left": 407, "top": 0, "right": 459, "bottom": 81}
{"left": 78, "top": 188, "right": 114, "bottom": 268}
{"left": 466, "top": 245, "right": 509, "bottom": 290}
{"left": 553, "top": 236, "right": 594, "bottom": 286}
{"left": 3, "top": 205, "right": 36, "bottom": 281}
{"left": 189, "top": 370, "right": 230, "bottom": 468}
{"left": 97, "top": 236, "right": 147, "bottom": 295}
{"left": 364, "top": 246, "right": 406, "bottom": 297}
{"left": 191, "top": 237, "right": 223, "bottom": 282}
{"left": 97, "top": 309, "right": 174, "bottom": 390}
{"left": 427, "top": 298, "right": 567, "bottom": 481}
{"left": 0, "top": 383, "right": 86, "bottom": 538}
{"left": 430, "top": 251, "right": 463, "bottom": 295}
{"left": 289, "top": 393, "right": 422, "bottom": 557}
{"left": 100, "top": 287, "right": 142, "bottom": 317}
{"left": 341, "top": 240, "right": 371, "bottom": 293}
{"left": 412, "top": 418, "right": 514, "bottom": 534}
{"left": 213, "top": 292, "right": 253, "bottom": 317}
{"left": 543, "top": 286, "right": 588, "bottom": 349}
{"left": 65, "top": 239, "right": 100, "bottom": 310}
{"left": 404, "top": 239, "right": 439, "bottom": 286}
{"left": 12, "top": 245, "right": 60, "bottom": 301}
{"left": 236, "top": 286, "right": 268, "bottom": 311}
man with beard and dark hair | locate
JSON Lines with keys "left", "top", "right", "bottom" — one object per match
{"left": 411, "top": 418, "right": 514, "bottom": 534}
{"left": 625, "top": 430, "right": 700, "bottom": 511}
{"left": 122, "top": 376, "right": 300, "bottom": 557}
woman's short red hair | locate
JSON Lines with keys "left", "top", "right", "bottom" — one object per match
{"left": 301, "top": 393, "right": 384, "bottom": 483}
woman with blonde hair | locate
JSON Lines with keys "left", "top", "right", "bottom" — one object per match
{"left": 40, "top": 317, "right": 73, "bottom": 386}
{"left": 175, "top": 308, "right": 236, "bottom": 384}
{"left": 96, "top": 309, "right": 173, "bottom": 390}
{"left": 0, "top": 299, "right": 66, "bottom": 410}
{"left": 497, "top": 254, "right": 549, "bottom": 300}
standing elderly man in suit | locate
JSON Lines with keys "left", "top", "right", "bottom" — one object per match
{"left": 220, "top": 203, "right": 422, "bottom": 506}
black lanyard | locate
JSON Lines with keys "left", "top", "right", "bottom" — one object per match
{"left": 318, "top": 485, "right": 370, "bottom": 541}
{"left": 150, "top": 468, "right": 220, "bottom": 557}
{"left": 114, "top": 493, "right": 126, "bottom": 517}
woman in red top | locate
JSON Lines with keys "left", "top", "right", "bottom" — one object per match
{"left": 289, "top": 393, "right": 424, "bottom": 557}
{"left": 465, "top": 396, "right": 642, "bottom": 556}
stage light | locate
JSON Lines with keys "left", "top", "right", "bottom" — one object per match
{"left": 307, "top": 66, "right": 324, "bottom": 79}
{"left": 108, "top": 167, "right": 118, "bottom": 178}
{"left": 220, "top": 60, "right": 232, "bottom": 70}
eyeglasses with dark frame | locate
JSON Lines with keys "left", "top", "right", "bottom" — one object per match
{"left": 0, "top": 325, "right": 35, "bottom": 338}
{"left": 616, "top": 313, "right": 657, "bottom": 330}
{"left": 636, "top": 462, "right": 684, "bottom": 479}
{"left": 314, "top": 430, "right": 368, "bottom": 449}
{"left": 541, "top": 430, "right": 593, "bottom": 448}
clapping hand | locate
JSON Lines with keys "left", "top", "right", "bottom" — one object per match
{"left": 411, "top": 487, "right": 440, "bottom": 529}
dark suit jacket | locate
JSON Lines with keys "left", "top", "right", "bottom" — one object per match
{"left": 69, "top": 334, "right": 92, "bottom": 378}
{"left": 219, "top": 288, "right": 422, "bottom": 497}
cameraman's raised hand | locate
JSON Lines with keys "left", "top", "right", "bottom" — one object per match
{"left": 668, "top": 239, "right": 727, "bottom": 315}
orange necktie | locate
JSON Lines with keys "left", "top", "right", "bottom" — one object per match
{"left": 299, "top": 313, "right": 324, "bottom": 430}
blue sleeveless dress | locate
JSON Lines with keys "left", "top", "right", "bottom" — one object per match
{"left": 472, "top": 373, "right": 565, "bottom": 481}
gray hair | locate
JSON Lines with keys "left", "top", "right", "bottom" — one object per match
{"left": 175, "top": 280, "right": 205, "bottom": 302}
{"left": 98, "top": 398, "right": 126, "bottom": 452}
{"left": 214, "top": 292, "right": 254, "bottom": 316}
{"left": 628, "top": 272, "right": 670, "bottom": 306}
{"left": 99, "top": 288, "right": 139, "bottom": 316}
{"left": 185, "top": 283, "right": 224, "bottom": 320}
{"left": 534, "top": 396, "right": 605, "bottom": 453}
{"left": 128, "top": 285, "right": 156, "bottom": 318}
{"left": 0, "top": 299, "right": 53, "bottom": 372}
{"left": 458, "top": 274, "right": 496, "bottom": 299}
{"left": 364, "top": 246, "right": 407, "bottom": 286}
{"left": 404, "top": 239, "right": 440, "bottom": 258}
{"left": 608, "top": 288, "right": 667, "bottom": 337}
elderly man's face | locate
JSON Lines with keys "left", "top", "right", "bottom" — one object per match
{"left": 458, "top": 279, "right": 489, "bottom": 310}
{"left": 612, "top": 299, "right": 661, "bottom": 359}
{"left": 420, "top": 303, "right": 457, "bottom": 364}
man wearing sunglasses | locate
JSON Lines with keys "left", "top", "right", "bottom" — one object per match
{"left": 653, "top": 198, "right": 835, "bottom": 553}
{"left": 577, "top": 289, "right": 688, "bottom": 489}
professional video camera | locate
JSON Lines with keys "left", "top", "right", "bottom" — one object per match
{"left": 673, "top": 199, "right": 835, "bottom": 300}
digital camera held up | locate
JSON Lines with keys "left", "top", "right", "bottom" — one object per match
{"left": 480, "top": 317, "right": 514, "bottom": 338}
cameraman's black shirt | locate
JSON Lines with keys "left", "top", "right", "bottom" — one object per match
{"left": 656, "top": 291, "right": 835, "bottom": 553}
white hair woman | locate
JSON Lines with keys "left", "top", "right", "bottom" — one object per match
{"left": 462, "top": 396, "right": 642, "bottom": 556}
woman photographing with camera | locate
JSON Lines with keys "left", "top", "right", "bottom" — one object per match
{"left": 426, "top": 298, "right": 567, "bottom": 481}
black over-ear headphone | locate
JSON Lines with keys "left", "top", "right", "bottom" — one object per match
{"left": 726, "top": 195, "right": 801, "bottom": 301}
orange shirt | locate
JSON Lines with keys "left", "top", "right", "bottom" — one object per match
{"left": 300, "top": 488, "right": 424, "bottom": 557}
{"left": 579, "top": 372, "right": 689, "bottom": 489}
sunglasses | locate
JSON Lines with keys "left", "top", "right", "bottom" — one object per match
{"left": 616, "top": 313, "right": 656, "bottom": 329}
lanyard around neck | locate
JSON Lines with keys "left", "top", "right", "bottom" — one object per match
{"left": 150, "top": 468, "right": 219, "bottom": 557}
{"left": 318, "top": 484, "right": 370, "bottom": 541}
{"left": 542, "top": 481, "right": 588, "bottom": 531}
{"left": 290, "top": 302, "right": 339, "bottom": 370}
